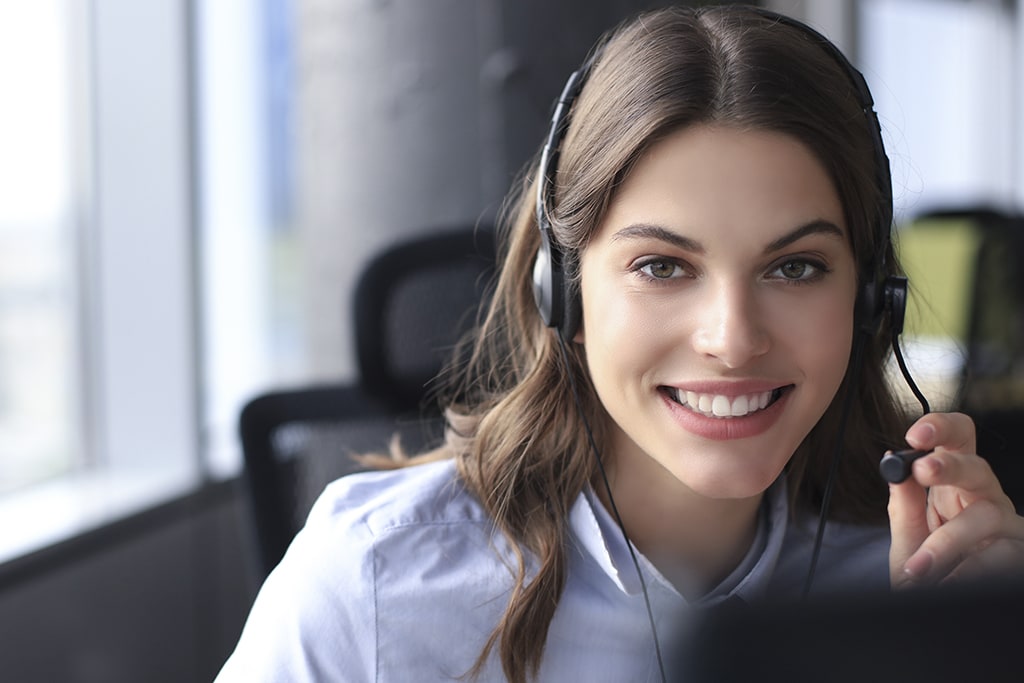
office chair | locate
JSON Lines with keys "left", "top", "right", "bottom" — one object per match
{"left": 951, "top": 210, "right": 1024, "bottom": 512}
{"left": 239, "top": 226, "right": 496, "bottom": 577}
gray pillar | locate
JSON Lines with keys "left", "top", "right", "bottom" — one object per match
{"left": 296, "top": 0, "right": 487, "bottom": 378}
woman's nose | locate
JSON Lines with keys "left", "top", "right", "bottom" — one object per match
{"left": 690, "top": 281, "right": 770, "bottom": 367}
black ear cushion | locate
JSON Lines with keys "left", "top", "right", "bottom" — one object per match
{"left": 884, "top": 276, "right": 908, "bottom": 336}
{"left": 855, "top": 277, "right": 883, "bottom": 334}
{"left": 561, "top": 278, "right": 582, "bottom": 340}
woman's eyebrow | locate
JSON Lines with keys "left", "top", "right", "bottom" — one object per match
{"left": 609, "top": 219, "right": 844, "bottom": 255}
{"left": 763, "top": 220, "right": 845, "bottom": 254}
{"left": 610, "top": 223, "right": 704, "bottom": 253}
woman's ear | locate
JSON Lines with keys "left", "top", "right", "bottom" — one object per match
{"left": 573, "top": 320, "right": 585, "bottom": 344}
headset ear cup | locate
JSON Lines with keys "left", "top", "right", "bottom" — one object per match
{"left": 884, "top": 275, "right": 908, "bottom": 336}
{"left": 855, "top": 274, "right": 909, "bottom": 337}
{"left": 533, "top": 229, "right": 581, "bottom": 340}
{"left": 532, "top": 236, "right": 564, "bottom": 330}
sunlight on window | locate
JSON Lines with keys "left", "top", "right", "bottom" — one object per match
{"left": 0, "top": 1, "right": 80, "bottom": 493}
{"left": 860, "top": 0, "right": 1015, "bottom": 221}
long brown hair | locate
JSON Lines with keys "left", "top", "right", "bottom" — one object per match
{"left": 399, "top": 6, "right": 907, "bottom": 681}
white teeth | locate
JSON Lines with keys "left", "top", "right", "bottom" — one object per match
{"left": 711, "top": 395, "right": 731, "bottom": 417}
{"left": 669, "top": 388, "right": 776, "bottom": 418}
{"left": 731, "top": 395, "right": 749, "bottom": 416}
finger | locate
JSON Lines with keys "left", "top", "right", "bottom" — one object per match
{"left": 904, "top": 412, "right": 975, "bottom": 454}
{"left": 910, "top": 449, "right": 1009, "bottom": 505}
{"left": 942, "top": 537, "right": 1024, "bottom": 584}
{"left": 888, "top": 478, "right": 930, "bottom": 589}
{"left": 900, "top": 498, "right": 1015, "bottom": 585}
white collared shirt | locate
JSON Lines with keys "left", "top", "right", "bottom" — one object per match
{"left": 216, "top": 459, "right": 889, "bottom": 682}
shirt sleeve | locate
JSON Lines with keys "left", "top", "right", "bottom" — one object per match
{"left": 214, "top": 504, "right": 378, "bottom": 682}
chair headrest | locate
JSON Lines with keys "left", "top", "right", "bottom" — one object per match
{"left": 353, "top": 226, "right": 496, "bottom": 410}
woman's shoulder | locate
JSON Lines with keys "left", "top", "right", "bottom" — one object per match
{"left": 304, "top": 458, "right": 492, "bottom": 540}
{"left": 216, "top": 459, "right": 507, "bottom": 681}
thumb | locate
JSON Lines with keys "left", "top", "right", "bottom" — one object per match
{"left": 887, "top": 479, "right": 930, "bottom": 588}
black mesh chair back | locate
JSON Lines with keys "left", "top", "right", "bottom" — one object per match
{"left": 355, "top": 228, "right": 497, "bottom": 410}
{"left": 239, "top": 226, "right": 496, "bottom": 577}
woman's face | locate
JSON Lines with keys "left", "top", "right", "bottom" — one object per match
{"left": 577, "top": 125, "right": 857, "bottom": 501}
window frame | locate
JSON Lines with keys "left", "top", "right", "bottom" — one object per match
{"left": 0, "top": 0, "right": 203, "bottom": 564}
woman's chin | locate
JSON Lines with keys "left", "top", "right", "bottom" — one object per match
{"left": 663, "top": 459, "right": 786, "bottom": 501}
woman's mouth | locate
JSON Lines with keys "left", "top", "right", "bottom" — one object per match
{"left": 659, "top": 386, "right": 790, "bottom": 418}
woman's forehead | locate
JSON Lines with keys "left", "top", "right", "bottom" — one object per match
{"left": 592, "top": 124, "right": 848, "bottom": 248}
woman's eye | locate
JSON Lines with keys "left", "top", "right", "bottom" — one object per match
{"left": 771, "top": 259, "right": 825, "bottom": 282}
{"left": 640, "top": 260, "right": 682, "bottom": 280}
{"left": 780, "top": 261, "right": 809, "bottom": 279}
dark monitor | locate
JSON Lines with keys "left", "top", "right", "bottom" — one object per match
{"left": 674, "top": 579, "right": 1024, "bottom": 683}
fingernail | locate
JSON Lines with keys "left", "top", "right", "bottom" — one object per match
{"left": 905, "top": 422, "right": 936, "bottom": 448}
{"left": 904, "top": 550, "right": 933, "bottom": 580}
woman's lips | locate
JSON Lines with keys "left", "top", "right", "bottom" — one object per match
{"left": 658, "top": 384, "right": 794, "bottom": 440}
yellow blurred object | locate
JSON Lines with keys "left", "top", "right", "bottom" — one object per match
{"left": 896, "top": 217, "right": 983, "bottom": 342}
{"left": 891, "top": 216, "right": 986, "bottom": 413}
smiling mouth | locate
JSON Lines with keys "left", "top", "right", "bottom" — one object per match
{"left": 660, "top": 386, "right": 790, "bottom": 418}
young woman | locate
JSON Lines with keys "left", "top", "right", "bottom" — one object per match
{"left": 217, "top": 5, "right": 1024, "bottom": 682}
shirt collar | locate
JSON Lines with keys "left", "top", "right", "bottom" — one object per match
{"left": 567, "top": 476, "right": 791, "bottom": 605}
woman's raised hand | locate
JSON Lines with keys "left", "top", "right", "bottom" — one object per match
{"left": 888, "top": 412, "right": 1024, "bottom": 588}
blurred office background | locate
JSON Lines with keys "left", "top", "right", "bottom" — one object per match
{"left": 0, "top": 0, "right": 1021, "bottom": 680}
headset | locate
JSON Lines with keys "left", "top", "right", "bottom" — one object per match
{"left": 532, "top": 8, "right": 931, "bottom": 682}
{"left": 532, "top": 62, "right": 590, "bottom": 341}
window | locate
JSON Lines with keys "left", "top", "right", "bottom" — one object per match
{"left": 197, "top": 0, "right": 302, "bottom": 478}
{"left": 859, "top": 0, "right": 1017, "bottom": 221}
{"left": 0, "top": 2, "right": 80, "bottom": 494}
{"left": 0, "top": 0, "right": 203, "bottom": 561}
